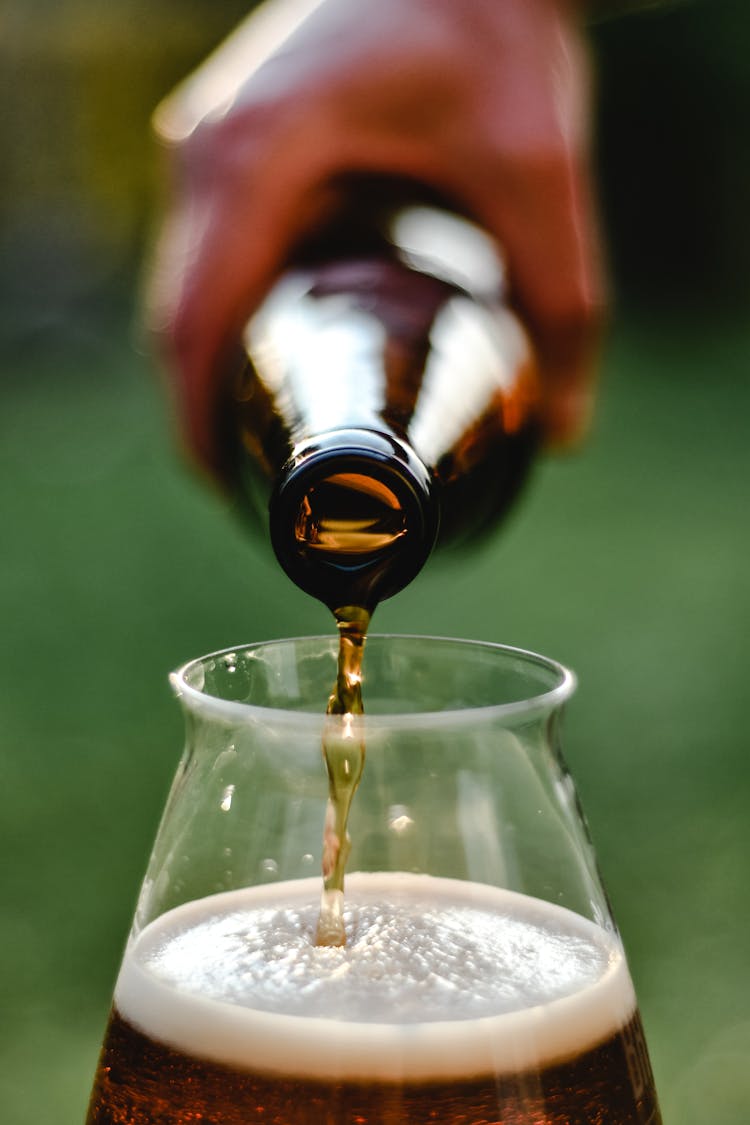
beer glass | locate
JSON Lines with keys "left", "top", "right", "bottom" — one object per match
{"left": 87, "top": 636, "right": 661, "bottom": 1124}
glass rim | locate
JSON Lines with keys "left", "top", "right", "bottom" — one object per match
{"left": 170, "top": 635, "right": 576, "bottom": 729}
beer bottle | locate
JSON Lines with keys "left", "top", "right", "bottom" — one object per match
{"left": 228, "top": 198, "right": 540, "bottom": 613}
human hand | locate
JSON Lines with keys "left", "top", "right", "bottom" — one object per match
{"left": 151, "top": 0, "right": 604, "bottom": 479}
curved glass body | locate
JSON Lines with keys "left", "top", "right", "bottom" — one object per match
{"left": 87, "top": 636, "right": 661, "bottom": 1124}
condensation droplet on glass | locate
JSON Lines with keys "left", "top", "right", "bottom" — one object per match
{"left": 261, "top": 858, "right": 279, "bottom": 878}
{"left": 220, "top": 784, "right": 235, "bottom": 812}
{"left": 388, "top": 804, "right": 414, "bottom": 834}
{"left": 214, "top": 745, "right": 238, "bottom": 774}
{"left": 301, "top": 853, "right": 314, "bottom": 867}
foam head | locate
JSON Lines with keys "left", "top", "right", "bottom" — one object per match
{"left": 116, "top": 874, "right": 635, "bottom": 1082}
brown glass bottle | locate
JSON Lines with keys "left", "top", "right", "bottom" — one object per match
{"left": 229, "top": 205, "right": 540, "bottom": 613}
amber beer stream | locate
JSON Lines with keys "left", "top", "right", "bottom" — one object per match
{"left": 87, "top": 637, "right": 661, "bottom": 1123}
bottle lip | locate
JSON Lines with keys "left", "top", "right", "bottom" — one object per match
{"left": 269, "top": 428, "right": 439, "bottom": 610}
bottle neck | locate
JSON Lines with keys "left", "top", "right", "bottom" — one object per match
{"left": 269, "top": 428, "right": 438, "bottom": 613}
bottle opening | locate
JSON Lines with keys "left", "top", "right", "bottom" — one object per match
{"left": 295, "top": 473, "right": 408, "bottom": 556}
{"left": 269, "top": 430, "right": 439, "bottom": 612}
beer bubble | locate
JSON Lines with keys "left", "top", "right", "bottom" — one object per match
{"left": 222, "top": 653, "right": 238, "bottom": 673}
{"left": 260, "top": 858, "right": 279, "bottom": 878}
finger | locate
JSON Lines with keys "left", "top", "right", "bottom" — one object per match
{"left": 150, "top": 117, "right": 337, "bottom": 477}
{"left": 153, "top": 0, "right": 329, "bottom": 144}
{"left": 461, "top": 145, "right": 606, "bottom": 449}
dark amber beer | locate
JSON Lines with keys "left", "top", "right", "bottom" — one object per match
{"left": 87, "top": 874, "right": 661, "bottom": 1124}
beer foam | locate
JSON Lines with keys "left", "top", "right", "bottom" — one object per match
{"left": 116, "top": 874, "right": 636, "bottom": 1082}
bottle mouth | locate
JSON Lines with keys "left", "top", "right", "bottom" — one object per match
{"left": 270, "top": 429, "right": 439, "bottom": 612}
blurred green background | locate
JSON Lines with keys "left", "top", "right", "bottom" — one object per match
{"left": 1, "top": 1, "right": 749, "bottom": 1121}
